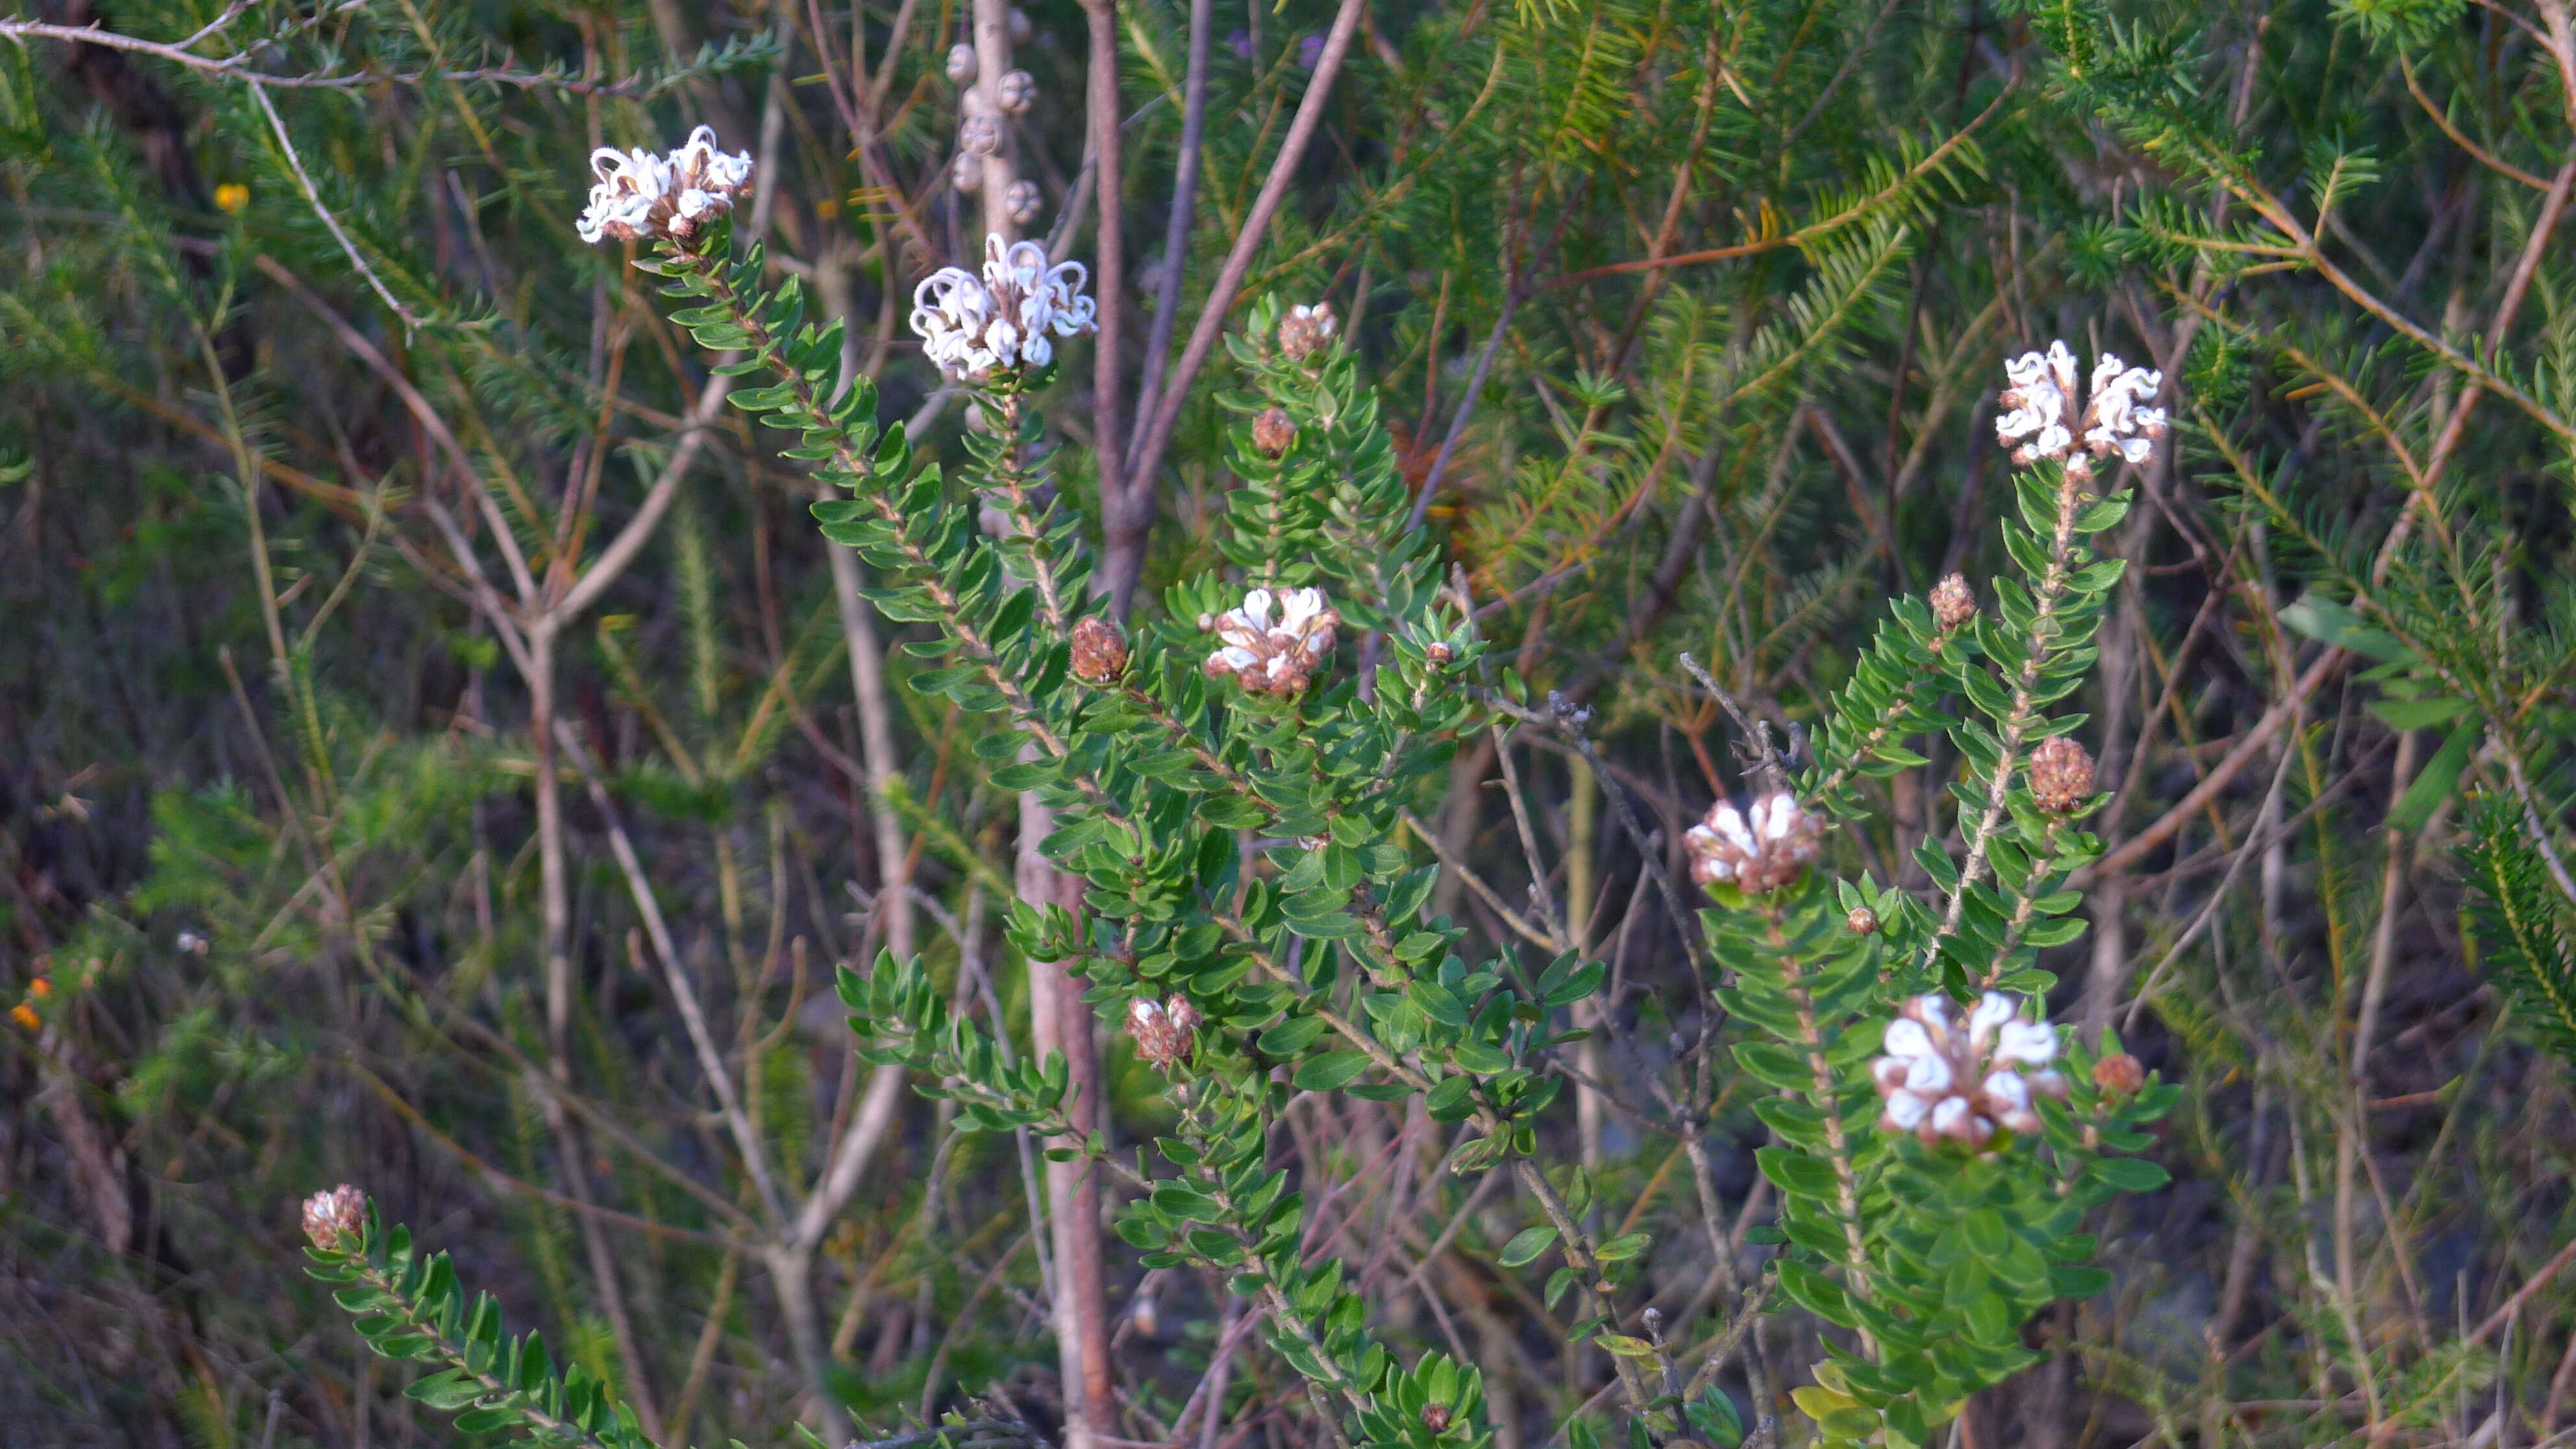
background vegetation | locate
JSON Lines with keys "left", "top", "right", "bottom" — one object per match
{"left": 4, "top": 0, "right": 2575, "bottom": 1444}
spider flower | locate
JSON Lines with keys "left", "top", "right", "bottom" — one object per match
{"left": 1683, "top": 791, "right": 1822, "bottom": 895}
{"left": 910, "top": 234, "right": 1098, "bottom": 383}
{"left": 576, "top": 126, "right": 754, "bottom": 245}
{"left": 1871, "top": 993, "right": 2067, "bottom": 1148}
{"left": 1995, "top": 341, "right": 2167, "bottom": 480}
{"left": 1202, "top": 587, "right": 1339, "bottom": 696}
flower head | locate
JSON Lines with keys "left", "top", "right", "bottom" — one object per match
{"left": 1070, "top": 615, "right": 1128, "bottom": 683}
{"left": 1202, "top": 586, "right": 1340, "bottom": 696}
{"left": 1871, "top": 993, "right": 2067, "bottom": 1148}
{"left": 2093, "top": 1052, "right": 2146, "bottom": 1095}
{"left": 911, "top": 234, "right": 1098, "bottom": 383}
{"left": 2027, "top": 735, "right": 2096, "bottom": 815}
{"left": 1251, "top": 407, "right": 1296, "bottom": 458}
{"left": 1278, "top": 303, "right": 1339, "bottom": 362}
{"left": 1929, "top": 573, "right": 1977, "bottom": 632}
{"left": 1129, "top": 995, "right": 1204, "bottom": 1069}
{"left": 1995, "top": 342, "right": 2166, "bottom": 481}
{"left": 301, "top": 1183, "right": 368, "bottom": 1252}
{"left": 576, "top": 126, "right": 754, "bottom": 246}
{"left": 1683, "top": 791, "right": 1822, "bottom": 895}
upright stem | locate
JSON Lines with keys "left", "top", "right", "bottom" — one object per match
{"left": 972, "top": 0, "right": 1018, "bottom": 240}
{"left": 530, "top": 620, "right": 571, "bottom": 1070}
{"left": 1080, "top": 0, "right": 1133, "bottom": 613}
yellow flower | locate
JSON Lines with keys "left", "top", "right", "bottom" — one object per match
{"left": 215, "top": 182, "right": 249, "bottom": 215}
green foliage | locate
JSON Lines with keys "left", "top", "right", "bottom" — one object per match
{"left": 306, "top": 1207, "right": 656, "bottom": 1449}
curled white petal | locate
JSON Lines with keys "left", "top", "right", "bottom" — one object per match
{"left": 1996, "top": 1021, "right": 2057, "bottom": 1067}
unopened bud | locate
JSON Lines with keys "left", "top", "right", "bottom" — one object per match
{"left": 945, "top": 43, "right": 979, "bottom": 84}
{"left": 2092, "top": 1052, "right": 2146, "bottom": 1095}
{"left": 1420, "top": 1405, "right": 1453, "bottom": 1433}
{"left": 1278, "top": 302, "right": 1338, "bottom": 363}
{"left": 952, "top": 152, "right": 984, "bottom": 193}
{"left": 1004, "top": 179, "right": 1043, "bottom": 227}
{"left": 960, "top": 114, "right": 1004, "bottom": 157}
{"left": 1070, "top": 615, "right": 1128, "bottom": 684}
{"left": 1846, "top": 906, "right": 1879, "bottom": 935}
{"left": 1251, "top": 407, "right": 1296, "bottom": 458}
{"left": 1930, "top": 573, "right": 1976, "bottom": 632}
{"left": 1424, "top": 641, "right": 1455, "bottom": 664}
{"left": 997, "top": 69, "right": 1036, "bottom": 115}
{"left": 2027, "top": 736, "right": 2096, "bottom": 815}
{"left": 1132, "top": 1291, "right": 1161, "bottom": 1338}
{"left": 1129, "top": 995, "right": 1203, "bottom": 1070}
{"left": 1008, "top": 7, "right": 1033, "bottom": 43}
{"left": 1195, "top": 612, "right": 1217, "bottom": 632}
{"left": 301, "top": 1183, "right": 367, "bottom": 1252}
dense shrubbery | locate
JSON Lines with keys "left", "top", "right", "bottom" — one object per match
{"left": 5, "top": 0, "right": 2576, "bottom": 1446}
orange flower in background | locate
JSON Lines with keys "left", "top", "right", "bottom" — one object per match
{"left": 10, "top": 1004, "right": 38, "bottom": 1030}
{"left": 29, "top": 977, "right": 51, "bottom": 998}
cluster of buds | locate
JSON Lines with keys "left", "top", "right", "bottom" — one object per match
{"left": 1278, "top": 302, "right": 1338, "bottom": 362}
{"left": 1929, "top": 573, "right": 1977, "bottom": 632}
{"left": 575, "top": 126, "right": 755, "bottom": 246}
{"left": 1069, "top": 615, "right": 1128, "bottom": 683}
{"left": 1202, "top": 587, "right": 1340, "bottom": 696}
{"left": 1871, "top": 993, "right": 2067, "bottom": 1147}
{"left": 997, "top": 69, "right": 1037, "bottom": 114}
{"left": 1995, "top": 341, "right": 2168, "bottom": 482}
{"left": 2027, "top": 735, "right": 2096, "bottom": 815}
{"left": 301, "top": 1183, "right": 368, "bottom": 1252}
{"left": 1251, "top": 407, "right": 1297, "bottom": 458}
{"left": 1003, "top": 179, "right": 1043, "bottom": 227}
{"left": 1128, "top": 995, "right": 1204, "bottom": 1069}
{"left": 911, "top": 234, "right": 1098, "bottom": 382}
{"left": 1683, "top": 792, "right": 1823, "bottom": 895}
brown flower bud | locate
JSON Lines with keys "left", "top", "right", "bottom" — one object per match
{"left": 2092, "top": 1052, "right": 2146, "bottom": 1095}
{"left": 1846, "top": 906, "right": 1879, "bottom": 935}
{"left": 301, "top": 1184, "right": 367, "bottom": 1252}
{"left": 1252, "top": 407, "right": 1296, "bottom": 458}
{"left": 1930, "top": 573, "right": 1977, "bottom": 632}
{"left": 1070, "top": 615, "right": 1128, "bottom": 684}
{"left": 2028, "top": 736, "right": 2096, "bottom": 815}
{"left": 1129, "top": 995, "right": 1203, "bottom": 1070}
{"left": 1424, "top": 641, "right": 1455, "bottom": 664}
{"left": 1420, "top": 1405, "right": 1453, "bottom": 1434}
{"left": 1278, "top": 302, "right": 1338, "bottom": 362}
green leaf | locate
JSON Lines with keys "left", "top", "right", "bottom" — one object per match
{"left": 1499, "top": 1225, "right": 1559, "bottom": 1267}
{"left": 404, "top": 1370, "right": 488, "bottom": 1411}
{"left": 2388, "top": 719, "right": 2477, "bottom": 831}
{"left": 2089, "top": 1156, "right": 2171, "bottom": 1192}
{"left": 1258, "top": 1017, "right": 1328, "bottom": 1056}
{"left": 2281, "top": 594, "right": 2412, "bottom": 665}
{"left": 1754, "top": 1145, "right": 1840, "bottom": 1201}
{"left": 1293, "top": 1052, "right": 1371, "bottom": 1091}
{"left": 2369, "top": 696, "right": 2470, "bottom": 730}
{"left": 1594, "top": 1232, "right": 1651, "bottom": 1262}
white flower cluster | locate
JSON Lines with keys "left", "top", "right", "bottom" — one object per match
{"left": 1683, "top": 792, "right": 1823, "bottom": 895}
{"left": 910, "top": 234, "right": 1098, "bottom": 382}
{"left": 1871, "top": 993, "right": 2067, "bottom": 1148}
{"left": 575, "top": 126, "right": 755, "bottom": 246}
{"left": 1202, "top": 587, "right": 1339, "bottom": 696}
{"left": 1995, "top": 341, "right": 2168, "bottom": 481}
